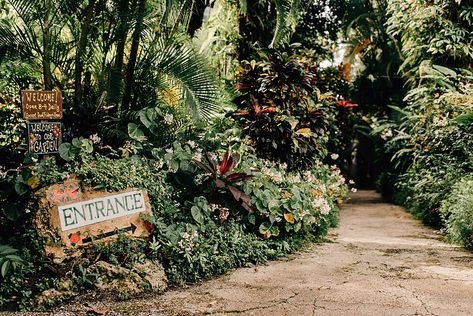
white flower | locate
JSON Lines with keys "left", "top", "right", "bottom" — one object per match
{"left": 89, "top": 133, "right": 101, "bottom": 144}
{"left": 165, "top": 148, "right": 173, "bottom": 154}
{"left": 164, "top": 113, "right": 174, "bottom": 125}
{"left": 320, "top": 203, "right": 331, "bottom": 215}
{"left": 208, "top": 153, "right": 217, "bottom": 161}
{"left": 351, "top": 188, "right": 358, "bottom": 193}
{"left": 194, "top": 173, "right": 207, "bottom": 185}
{"left": 154, "top": 160, "right": 164, "bottom": 169}
{"left": 0, "top": 166, "right": 6, "bottom": 179}
{"left": 288, "top": 174, "right": 301, "bottom": 183}
{"left": 187, "top": 140, "right": 196, "bottom": 148}
{"left": 330, "top": 153, "right": 339, "bottom": 160}
{"left": 192, "top": 152, "right": 202, "bottom": 162}
{"left": 349, "top": 179, "right": 355, "bottom": 185}
{"left": 209, "top": 204, "right": 219, "bottom": 212}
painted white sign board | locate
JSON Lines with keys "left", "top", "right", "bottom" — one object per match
{"left": 58, "top": 190, "right": 146, "bottom": 231}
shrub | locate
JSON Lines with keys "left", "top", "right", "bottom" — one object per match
{"left": 398, "top": 162, "right": 465, "bottom": 227}
{"left": 231, "top": 47, "right": 338, "bottom": 169}
{"left": 160, "top": 220, "right": 280, "bottom": 284}
{"left": 71, "top": 153, "right": 173, "bottom": 212}
{"left": 0, "top": 239, "right": 38, "bottom": 311}
{"left": 0, "top": 130, "right": 349, "bottom": 310}
{"left": 440, "top": 177, "right": 473, "bottom": 249}
{"left": 240, "top": 156, "right": 346, "bottom": 238}
{"left": 0, "top": 102, "right": 26, "bottom": 164}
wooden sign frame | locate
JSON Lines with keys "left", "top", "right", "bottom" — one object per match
{"left": 21, "top": 90, "right": 63, "bottom": 120}
{"left": 45, "top": 183, "right": 153, "bottom": 248}
{"left": 27, "top": 121, "right": 62, "bottom": 154}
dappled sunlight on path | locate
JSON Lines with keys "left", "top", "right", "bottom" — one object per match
{"left": 54, "top": 190, "right": 473, "bottom": 315}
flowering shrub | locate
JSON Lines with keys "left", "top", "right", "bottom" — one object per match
{"left": 240, "top": 157, "right": 347, "bottom": 238}
{"left": 159, "top": 140, "right": 348, "bottom": 239}
{"left": 0, "top": 99, "right": 350, "bottom": 310}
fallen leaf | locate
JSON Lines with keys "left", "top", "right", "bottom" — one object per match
{"left": 27, "top": 176, "right": 40, "bottom": 189}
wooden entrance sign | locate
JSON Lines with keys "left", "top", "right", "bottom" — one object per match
{"left": 21, "top": 90, "right": 63, "bottom": 120}
{"left": 45, "top": 180, "right": 153, "bottom": 248}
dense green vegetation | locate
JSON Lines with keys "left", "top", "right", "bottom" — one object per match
{"left": 2, "top": 0, "right": 472, "bottom": 311}
{"left": 0, "top": 0, "right": 354, "bottom": 310}
{"left": 364, "top": 1, "right": 473, "bottom": 241}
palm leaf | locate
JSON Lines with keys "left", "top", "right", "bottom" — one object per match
{"left": 270, "top": 0, "right": 305, "bottom": 48}
{"left": 149, "top": 37, "right": 224, "bottom": 119}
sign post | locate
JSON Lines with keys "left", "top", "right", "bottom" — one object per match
{"left": 21, "top": 90, "right": 63, "bottom": 120}
{"left": 27, "top": 122, "right": 62, "bottom": 154}
{"left": 21, "top": 90, "right": 63, "bottom": 155}
{"left": 44, "top": 182, "right": 153, "bottom": 247}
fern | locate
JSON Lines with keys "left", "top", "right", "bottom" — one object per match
{"left": 270, "top": 0, "right": 306, "bottom": 48}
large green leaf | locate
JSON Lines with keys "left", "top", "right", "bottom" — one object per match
{"left": 191, "top": 205, "right": 204, "bottom": 225}
{"left": 128, "top": 123, "right": 146, "bottom": 142}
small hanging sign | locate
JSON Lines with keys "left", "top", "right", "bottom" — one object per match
{"left": 21, "top": 90, "right": 63, "bottom": 120}
{"left": 27, "top": 121, "right": 62, "bottom": 154}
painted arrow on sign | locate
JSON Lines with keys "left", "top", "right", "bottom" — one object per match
{"left": 82, "top": 223, "right": 137, "bottom": 243}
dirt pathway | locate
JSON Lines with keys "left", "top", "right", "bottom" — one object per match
{"left": 58, "top": 190, "right": 473, "bottom": 315}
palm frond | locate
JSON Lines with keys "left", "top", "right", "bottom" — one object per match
{"left": 148, "top": 37, "right": 224, "bottom": 119}
{"left": 270, "top": 0, "right": 305, "bottom": 48}
{"left": 7, "top": 0, "right": 39, "bottom": 22}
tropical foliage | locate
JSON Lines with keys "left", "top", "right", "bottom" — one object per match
{"left": 6, "top": 0, "right": 473, "bottom": 310}
{"left": 9, "top": 0, "right": 473, "bottom": 310}
{"left": 0, "top": 0, "right": 353, "bottom": 311}
{"left": 370, "top": 0, "right": 473, "bottom": 241}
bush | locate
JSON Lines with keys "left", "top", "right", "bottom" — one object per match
{"left": 371, "top": 0, "right": 473, "bottom": 230}
{"left": 0, "top": 127, "right": 349, "bottom": 310}
{"left": 0, "top": 102, "right": 26, "bottom": 163}
{"left": 440, "top": 177, "right": 473, "bottom": 249}
{"left": 150, "top": 139, "right": 348, "bottom": 284}
{"left": 231, "top": 47, "right": 340, "bottom": 169}
{"left": 161, "top": 220, "right": 281, "bottom": 284}
{"left": 398, "top": 162, "right": 465, "bottom": 227}
{"left": 240, "top": 156, "right": 346, "bottom": 238}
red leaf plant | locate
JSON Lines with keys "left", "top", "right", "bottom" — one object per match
{"left": 193, "top": 151, "right": 254, "bottom": 212}
{"left": 336, "top": 99, "right": 359, "bottom": 108}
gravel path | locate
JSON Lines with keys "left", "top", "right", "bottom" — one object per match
{"left": 51, "top": 190, "right": 473, "bottom": 315}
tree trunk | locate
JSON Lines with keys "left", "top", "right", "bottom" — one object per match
{"left": 74, "top": 0, "right": 97, "bottom": 107}
{"left": 110, "top": 0, "right": 129, "bottom": 111}
{"left": 43, "top": 4, "right": 53, "bottom": 90}
{"left": 122, "top": 0, "right": 146, "bottom": 111}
